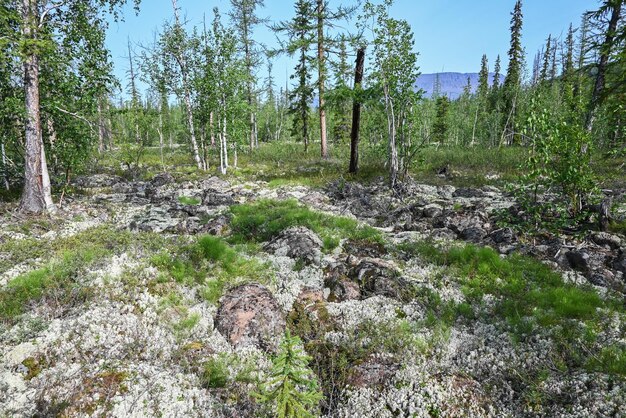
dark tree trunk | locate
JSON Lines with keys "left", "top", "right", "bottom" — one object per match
{"left": 585, "top": 1, "right": 622, "bottom": 133}
{"left": 349, "top": 48, "right": 365, "bottom": 174}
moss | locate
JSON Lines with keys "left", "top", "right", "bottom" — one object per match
{"left": 22, "top": 356, "right": 46, "bottom": 381}
{"left": 400, "top": 239, "right": 626, "bottom": 376}
{"left": 151, "top": 235, "right": 272, "bottom": 304}
{"left": 178, "top": 195, "right": 201, "bottom": 206}
{"left": 229, "top": 199, "right": 383, "bottom": 251}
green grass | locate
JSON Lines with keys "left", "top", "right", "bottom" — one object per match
{"left": 0, "top": 245, "right": 104, "bottom": 321}
{"left": 229, "top": 199, "right": 383, "bottom": 251}
{"left": 178, "top": 196, "right": 201, "bottom": 206}
{"left": 0, "top": 226, "right": 167, "bottom": 322}
{"left": 399, "top": 240, "right": 626, "bottom": 376}
{"left": 150, "top": 235, "right": 272, "bottom": 304}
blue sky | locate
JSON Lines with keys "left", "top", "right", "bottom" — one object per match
{"left": 105, "top": 0, "right": 596, "bottom": 96}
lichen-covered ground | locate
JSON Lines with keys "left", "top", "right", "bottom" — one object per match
{"left": 1, "top": 169, "right": 625, "bottom": 417}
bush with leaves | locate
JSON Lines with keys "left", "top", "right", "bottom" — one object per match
{"left": 255, "top": 330, "right": 322, "bottom": 418}
{"left": 504, "top": 96, "right": 598, "bottom": 232}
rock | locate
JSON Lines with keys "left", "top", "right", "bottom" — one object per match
{"left": 352, "top": 258, "right": 412, "bottom": 300}
{"left": 214, "top": 284, "right": 285, "bottom": 352}
{"left": 347, "top": 355, "right": 400, "bottom": 388}
{"left": 73, "top": 174, "right": 124, "bottom": 188}
{"left": 325, "top": 263, "right": 361, "bottom": 302}
{"left": 590, "top": 232, "right": 622, "bottom": 250}
{"left": 130, "top": 206, "right": 180, "bottom": 233}
{"left": 201, "top": 176, "right": 231, "bottom": 191}
{"left": 264, "top": 227, "right": 323, "bottom": 266}
{"left": 204, "top": 214, "right": 231, "bottom": 236}
{"left": 203, "top": 191, "right": 235, "bottom": 206}
{"left": 490, "top": 228, "right": 515, "bottom": 244}
{"left": 150, "top": 172, "right": 175, "bottom": 188}
{"left": 564, "top": 250, "right": 590, "bottom": 272}
{"left": 459, "top": 227, "right": 487, "bottom": 242}
{"left": 453, "top": 188, "right": 486, "bottom": 198}
{"left": 422, "top": 204, "right": 443, "bottom": 218}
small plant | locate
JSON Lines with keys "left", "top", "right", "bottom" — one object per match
{"left": 255, "top": 330, "right": 322, "bottom": 418}
{"left": 178, "top": 195, "right": 201, "bottom": 206}
{"left": 201, "top": 356, "right": 230, "bottom": 389}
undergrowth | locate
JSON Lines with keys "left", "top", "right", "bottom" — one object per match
{"left": 229, "top": 199, "right": 383, "bottom": 251}
{"left": 399, "top": 240, "right": 626, "bottom": 376}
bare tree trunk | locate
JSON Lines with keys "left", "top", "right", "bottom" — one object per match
{"left": 172, "top": 0, "right": 203, "bottom": 170}
{"left": 349, "top": 48, "right": 365, "bottom": 174}
{"left": 220, "top": 114, "right": 228, "bottom": 175}
{"left": 97, "top": 98, "right": 106, "bottom": 154}
{"left": 210, "top": 111, "right": 215, "bottom": 147}
{"left": 1, "top": 138, "right": 9, "bottom": 191}
{"left": 19, "top": 0, "right": 55, "bottom": 214}
{"left": 317, "top": 0, "right": 328, "bottom": 159}
{"left": 158, "top": 112, "right": 165, "bottom": 171}
{"left": 199, "top": 125, "right": 208, "bottom": 170}
{"left": 384, "top": 84, "right": 398, "bottom": 188}
{"left": 585, "top": 1, "right": 622, "bottom": 134}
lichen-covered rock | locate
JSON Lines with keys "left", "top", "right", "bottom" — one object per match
{"left": 351, "top": 258, "right": 413, "bottom": 300}
{"left": 264, "top": 226, "right": 323, "bottom": 265}
{"left": 590, "top": 231, "right": 622, "bottom": 249}
{"left": 150, "top": 172, "right": 176, "bottom": 188}
{"left": 215, "top": 284, "right": 285, "bottom": 352}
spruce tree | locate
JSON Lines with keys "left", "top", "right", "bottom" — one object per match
{"left": 492, "top": 55, "right": 502, "bottom": 91}
{"left": 502, "top": 0, "right": 524, "bottom": 144}
{"left": 477, "top": 54, "right": 489, "bottom": 99}
{"left": 272, "top": 0, "right": 316, "bottom": 151}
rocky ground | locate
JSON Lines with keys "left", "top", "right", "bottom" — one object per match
{"left": 1, "top": 172, "right": 625, "bottom": 417}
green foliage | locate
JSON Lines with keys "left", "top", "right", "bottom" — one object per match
{"left": 229, "top": 199, "right": 383, "bottom": 250}
{"left": 507, "top": 97, "right": 598, "bottom": 232}
{"left": 150, "top": 235, "right": 271, "bottom": 303}
{"left": 403, "top": 240, "right": 626, "bottom": 376}
{"left": 201, "top": 356, "right": 230, "bottom": 389}
{"left": 433, "top": 96, "right": 450, "bottom": 144}
{"left": 0, "top": 245, "right": 103, "bottom": 321}
{"left": 178, "top": 196, "right": 201, "bottom": 205}
{"left": 255, "top": 330, "right": 322, "bottom": 418}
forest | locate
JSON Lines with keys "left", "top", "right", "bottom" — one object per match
{"left": 1, "top": 0, "right": 626, "bottom": 417}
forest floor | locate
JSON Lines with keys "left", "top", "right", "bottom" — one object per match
{"left": 1, "top": 143, "right": 626, "bottom": 417}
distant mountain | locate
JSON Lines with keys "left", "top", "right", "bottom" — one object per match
{"left": 416, "top": 72, "right": 504, "bottom": 99}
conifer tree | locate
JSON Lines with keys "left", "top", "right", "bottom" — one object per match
{"left": 272, "top": 0, "right": 316, "bottom": 152}
{"left": 502, "top": 0, "right": 524, "bottom": 144}
{"left": 477, "top": 54, "right": 489, "bottom": 99}
{"left": 492, "top": 55, "right": 502, "bottom": 91}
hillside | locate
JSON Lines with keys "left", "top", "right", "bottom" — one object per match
{"left": 416, "top": 72, "right": 504, "bottom": 99}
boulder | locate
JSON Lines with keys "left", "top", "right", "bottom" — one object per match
{"left": 423, "top": 204, "right": 443, "bottom": 219}
{"left": 215, "top": 284, "right": 285, "bottom": 352}
{"left": 352, "top": 258, "right": 412, "bottom": 300}
{"left": 590, "top": 231, "right": 622, "bottom": 250}
{"left": 150, "top": 172, "right": 175, "bottom": 188}
{"left": 73, "top": 174, "right": 124, "bottom": 188}
{"left": 264, "top": 227, "right": 323, "bottom": 266}
{"left": 563, "top": 250, "right": 590, "bottom": 272}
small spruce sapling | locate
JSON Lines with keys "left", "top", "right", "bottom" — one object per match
{"left": 255, "top": 330, "right": 322, "bottom": 418}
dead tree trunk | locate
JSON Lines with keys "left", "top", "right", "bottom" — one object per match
{"left": 349, "top": 48, "right": 365, "bottom": 174}
{"left": 19, "top": 0, "right": 55, "bottom": 214}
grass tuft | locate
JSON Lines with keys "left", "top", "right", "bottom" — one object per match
{"left": 229, "top": 199, "right": 383, "bottom": 251}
